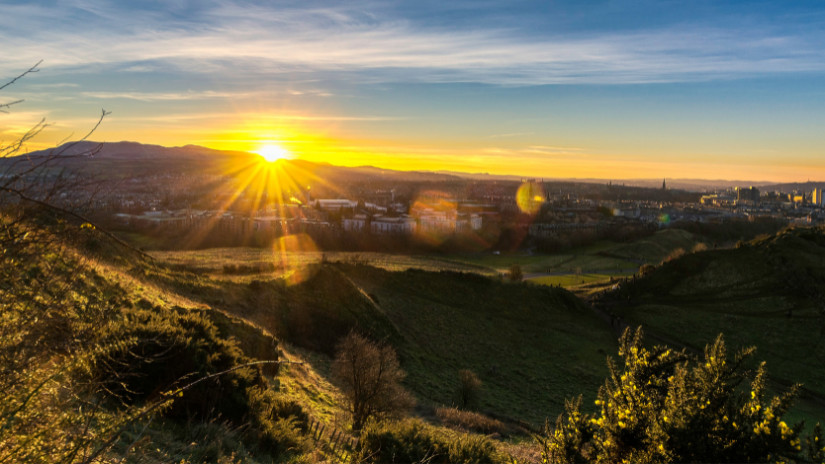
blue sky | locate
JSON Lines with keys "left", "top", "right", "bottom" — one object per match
{"left": 3, "top": 0, "right": 825, "bottom": 180}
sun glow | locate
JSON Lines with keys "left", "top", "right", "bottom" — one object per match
{"left": 255, "top": 143, "right": 293, "bottom": 162}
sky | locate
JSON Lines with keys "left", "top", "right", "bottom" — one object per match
{"left": 2, "top": 0, "right": 825, "bottom": 182}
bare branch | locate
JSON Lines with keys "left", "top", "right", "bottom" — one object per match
{"left": 0, "top": 60, "right": 42, "bottom": 92}
{"left": 0, "top": 99, "right": 23, "bottom": 113}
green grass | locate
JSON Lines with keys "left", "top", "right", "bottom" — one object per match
{"left": 337, "top": 264, "right": 617, "bottom": 426}
{"left": 527, "top": 273, "right": 619, "bottom": 287}
{"left": 148, "top": 228, "right": 701, "bottom": 295}
{"left": 150, "top": 248, "right": 496, "bottom": 277}
{"left": 142, "top": 254, "right": 618, "bottom": 428}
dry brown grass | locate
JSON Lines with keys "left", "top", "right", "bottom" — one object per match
{"left": 434, "top": 406, "right": 511, "bottom": 436}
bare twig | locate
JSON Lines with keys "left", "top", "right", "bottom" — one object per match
{"left": 0, "top": 60, "right": 41, "bottom": 92}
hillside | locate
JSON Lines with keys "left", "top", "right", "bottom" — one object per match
{"left": 596, "top": 226, "right": 825, "bottom": 424}
{"left": 7, "top": 201, "right": 823, "bottom": 461}
{"left": 0, "top": 207, "right": 317, "bottom": 462}
{"left": 142, "top": 256, "right": 618, "bottom": 427}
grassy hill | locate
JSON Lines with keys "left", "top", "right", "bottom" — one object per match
{"left": 596, "top": 226, "right": 825, "bottom": 426}
{"left": 0, "top": 209, "right": 315, "bottom": 462}
{"left": 142, "top": 256, "right": 618, "bottom": 427}
{"left": 8, "top": 205, "right": 822, "bottom": 461}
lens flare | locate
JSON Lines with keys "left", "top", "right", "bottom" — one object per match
{"left": 273, "top": 233, "right": 319, "bottom": 285}
{"left": 516, "top": 182, "right": 545, "bottom": 215}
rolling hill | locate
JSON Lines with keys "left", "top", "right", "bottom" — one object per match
{"left": 596, "top": 226, "right": 825, "bottom": 425}
{"left": 143, "top": 256, "right": 618, "bottom": 427}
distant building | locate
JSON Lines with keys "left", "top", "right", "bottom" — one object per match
{"left": 417, "top": 210, "right": 454, "bottom": 233}
{"left": 253, "top": 216, "right": 290, "bottom": 233}
{"left": 813, "top": 188, "right": 824, "bottom": 207}
{"left": 455, "top": 213, "right": 483, "bottom": 232}
{"left": 736, "top": 186, "right": 760, "bottom": 203}
{"left": 342, "top": 214, "right": 368, "bottom": 232}
{"left": 370, "top": 216, "right": 416, "bottom": 235}
{"left": 314, "top": 199, "right": 357, "bottom": 211}
{"left": 700, "top": 194, "right": 735, "bottom": 207}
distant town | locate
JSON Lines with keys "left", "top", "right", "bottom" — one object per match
{"left": 91, "top": 172, "right": 823, "bottom": 251}
{"left": 6, "top": 142, "right": 820, "bottom": 251}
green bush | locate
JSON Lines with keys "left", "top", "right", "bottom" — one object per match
{"left": 86, "top": 306, "right": 264, "bottom": 424}
{"left": 447, "top": 434, "right": 499, "bottom": 464}
{"left": 540, "top": 328, "right": 816, "bottom": 464}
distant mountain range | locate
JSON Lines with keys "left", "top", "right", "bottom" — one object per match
{"left": 11, "top": 141, "right": 819, "bottom": 192}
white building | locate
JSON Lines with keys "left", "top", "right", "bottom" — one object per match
{"left": 370, "top": 216, "right": 416, "bottom": 234}
{"left": 314, "top": 199, "right": 357, "bottom": 211}
{"left": 343, "top": 214, "right": 368, "bottom": 232}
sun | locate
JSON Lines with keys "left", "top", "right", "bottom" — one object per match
{"left": 255, "top": 143, "right": 293, "bottom": 162}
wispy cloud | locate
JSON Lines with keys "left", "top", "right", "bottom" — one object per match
{"left": 486, "top": 132, "right": 534, "bottom": 138}
{"left": 79, "top": 90, "right": 259, "bottom": 101}
{"left": 117, "top": 111, "right": 403, "bottom": 124}
{"left": 4, "top": 1, "right": 825, "bottom": 85}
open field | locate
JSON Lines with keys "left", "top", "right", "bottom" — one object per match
{"left": 150, "top": 249, "right": 496, "bottom": 277}
{"left": 149, "top": 228, "right": 701, "bottom": 291}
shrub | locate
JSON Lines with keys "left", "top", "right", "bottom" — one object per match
{"left": 508, "top": 264, "right": 523, "bottom": 282}
{"left": 638, "top": 263, "right": 656, "bottom": 276}
{"left": 447, "top": 434, "right": 499, "bottom": 464}
{"left": 540, "top": 328, "right": 809, "bottom": 464}
{"left": 456, "top": 369, "right": 483, "bottom": 410}
{"left": 355, "top": 419, "right": 502, "bottom": 464}
{"left": 85, "top": 307, "right": 265, "bottom": 424}
{"left": 661, "top": 247, "right": 685, "bottom": 264}
{"left": 691, "top": 242, "right": 709, "bottom": 253}
{"left": 435, "top": 407, "right": 508, "bottom": 436}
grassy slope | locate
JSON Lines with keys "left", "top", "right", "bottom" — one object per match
{"left": 1, "top": 219, "right": 300, "bottom": 462}
{"left": 142, "top": 256, "right": 617, "bottom": 427}
{"left": 598, "top": 226, "right": 825, "bottom": 426}
{"left": 341, "top": 264, "right": 617, "bottom": 426}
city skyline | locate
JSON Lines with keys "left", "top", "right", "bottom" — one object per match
{"left": 4, "top": 0, "right": 825, "bottom": 182}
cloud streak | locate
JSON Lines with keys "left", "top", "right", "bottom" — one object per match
{"left": 5, "top": 1, "right": 825, "bottom": 85}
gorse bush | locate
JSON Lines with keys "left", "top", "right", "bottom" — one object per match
{"left": 540, "top": 328, "right": 820, "bottom": 464}
{"left": 84, "top": 305, "right": 265, "bottom": 423}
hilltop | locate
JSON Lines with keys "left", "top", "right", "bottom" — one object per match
{"left": 11, "top": 141, "right": 799, "bottom": 191}
{"left": 11, "top": 141, "right": 464, "bottom": 183}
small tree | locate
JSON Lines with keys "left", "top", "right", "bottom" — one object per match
{"left": 332, "top": 331, "right": 414, "bottom": 431}
{"left": 456, "top": 369, "right": 483, "bottom": 410}
{"left": 508, "top": 264, "right": 523, "bottom": 282}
